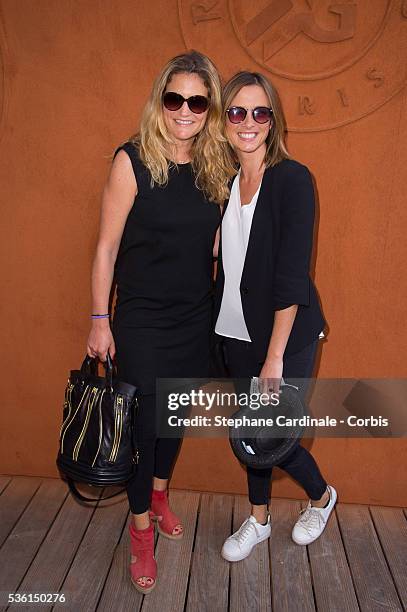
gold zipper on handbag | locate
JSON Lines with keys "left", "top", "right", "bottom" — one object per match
{"left": 109, "top": 395, "right": 124, "bottom": 462}
{"left": 91, "top": 389, "right": 106, "bottom": 467}
{"left": 72, "top": 386, "right": 99, "bottom": 461}
{"left": 59, "top": 380, "right": 74, "bottom": 438}
{"left": 61, "top": 383, "right": 91, "bottom": 454}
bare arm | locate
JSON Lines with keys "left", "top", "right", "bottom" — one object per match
{"left": 259, "top": 305, "right": 298, "bottom": 391}
{"left": 87, "top": 150, "right": 137, "bottom": 360}
{"left": 213, "top": 226, "right": 220, "bottom": 259}
{"left": 265, "top": 305, "right": 298, "bottom": 361}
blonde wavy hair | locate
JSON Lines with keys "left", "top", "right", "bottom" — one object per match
{"left": 222, "top": 72, "right": 291, "bottom": 175}
{"left": 128, "top": 50, "right": 232, "bottom": 203}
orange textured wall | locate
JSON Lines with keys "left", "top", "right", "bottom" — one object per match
{"left": 1, "top": 1, "right": 406, "bottom": 506}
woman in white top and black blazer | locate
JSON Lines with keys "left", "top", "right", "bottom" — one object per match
{"left": 214, "top": 71, "right": 337, "bottom": 562}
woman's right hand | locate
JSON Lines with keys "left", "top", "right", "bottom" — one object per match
{"left": 87, "top": 320, "right": 116, "bottom": 362}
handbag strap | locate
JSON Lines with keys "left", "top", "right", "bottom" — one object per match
{"left": 67, "top": 478, "right": 126, "bottom": 504}
{"left": 79, "top": 350, "right": 116, "bottom": 392}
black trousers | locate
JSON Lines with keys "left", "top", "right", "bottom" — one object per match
{"left": 124, "top": 393, "right": 182, "bottom": 514}
{"left": 222, "top": 337, "right": 327, "bottom": 506}
{"left": 113, "top": 314, "right": 211, "bottom": 515}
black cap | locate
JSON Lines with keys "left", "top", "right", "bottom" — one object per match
{"left": 229, "top": 383, "right": 306, "bottom": 468}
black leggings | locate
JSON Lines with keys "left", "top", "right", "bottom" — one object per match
{"left": 223, "top": 337, "right": 327, "bottom": 506}
{"left": 125, "top": 393, "right": 182, "bottom": 514}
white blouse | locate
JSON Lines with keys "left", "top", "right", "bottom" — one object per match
{"left": 215, "top": 171, "right": 326, "bottom": 342}
{"left": 215, "top": 171, "right": 261, "bottom": 341}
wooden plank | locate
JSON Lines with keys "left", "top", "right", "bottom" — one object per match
{"left": 229, "top": 495, "right": 272, "bottom": 612}
{"left": 0, "top": 478, "right": 67, "bottom": 610}
{"left": 336, "top": 503, "right": 403, "bottom": 612}
{"left": 0, "top": 475, "right": 11, "bottom": 495}
{"left": 96, "top": 509, "right": 143, "bottom": 612}
{"left": 7, "top": 485, "right": 103, "bottom": 612}
{"left": 0, "top": 476, "right": 42, "bottom": 548}
{"left": 185, "top": 492, "right": 233, "bottom": 612}
{"left": 302, "top": 500, "right": 359, "bottom": 612}
{"left": 53, "top": 489, "right": 129, "bottom": 612}
{"left": 269, "top": 499, "right": 315, "bottom": 612}
{"left": 370, "top": 506, "right": 407, "bottom": 609}
{"left": 1, "top": 479, "right": 403, "bottom": 612}
{"left": 141, "top": 490, "right": 200, "bottom": 612}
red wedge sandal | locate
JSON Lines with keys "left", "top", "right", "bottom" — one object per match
{"left": 129, "top": 522, "right": 157, "bottom": 593}
{"left": 149, "top": 489, "right": 184, "bottom": 540}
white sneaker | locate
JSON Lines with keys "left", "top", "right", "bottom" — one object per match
{"left": 221, "top": 514, "right": 271, "bottom": 562}
{"left": 292, "top": 485, "right": 337, "bottom": 545}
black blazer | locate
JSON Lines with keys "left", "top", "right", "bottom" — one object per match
{"left": 214, "top": 158, "right": 326, "bottom": 361}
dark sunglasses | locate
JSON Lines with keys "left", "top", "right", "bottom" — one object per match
{"left": 163, "top": 91, "right": 209, "bottom": 114}
{"left": 226, "top": 106, "right": 273, "bottom": 124}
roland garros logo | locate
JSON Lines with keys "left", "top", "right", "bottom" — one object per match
{"left": 178, "top": 0, "right": 407, "bottom": 131}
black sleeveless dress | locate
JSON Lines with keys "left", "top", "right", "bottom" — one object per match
{"left": 112, "top": 142, "right": 221, "bottom": 395}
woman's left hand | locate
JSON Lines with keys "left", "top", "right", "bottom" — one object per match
{"left": 259, "top": 356, "right": 283, "bottom": 394}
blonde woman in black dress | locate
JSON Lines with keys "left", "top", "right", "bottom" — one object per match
{"left": 86, "top": 51, "right": 230, "bottom": 593}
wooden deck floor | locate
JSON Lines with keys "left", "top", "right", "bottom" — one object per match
{"left": 0, "top": 475, "right": 406, "bottom": 612}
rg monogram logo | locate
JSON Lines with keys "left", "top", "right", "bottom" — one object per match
{"left": 178, "top": 0, "right": 407, "bottom": 131}
{"left": 245, "top": 0, "right": 356, "bottom": 59}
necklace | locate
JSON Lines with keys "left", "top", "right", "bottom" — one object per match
{"left": 171, "top": 148, "right": 191, "bottom": 164}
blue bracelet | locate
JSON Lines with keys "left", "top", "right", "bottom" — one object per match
{"left": 91, "top": 314, "right": 110, "bottom": 319}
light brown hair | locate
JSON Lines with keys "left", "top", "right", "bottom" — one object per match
{"left": 222, "top": 71, "right": 291, "bottom": 173}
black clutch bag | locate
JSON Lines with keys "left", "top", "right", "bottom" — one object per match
{"left": 56, "top": 351, "right": 139, "bottom": 502}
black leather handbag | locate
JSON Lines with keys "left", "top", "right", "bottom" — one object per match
{"left": 56, "top": 351, "right": 139, "bottom": 502}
